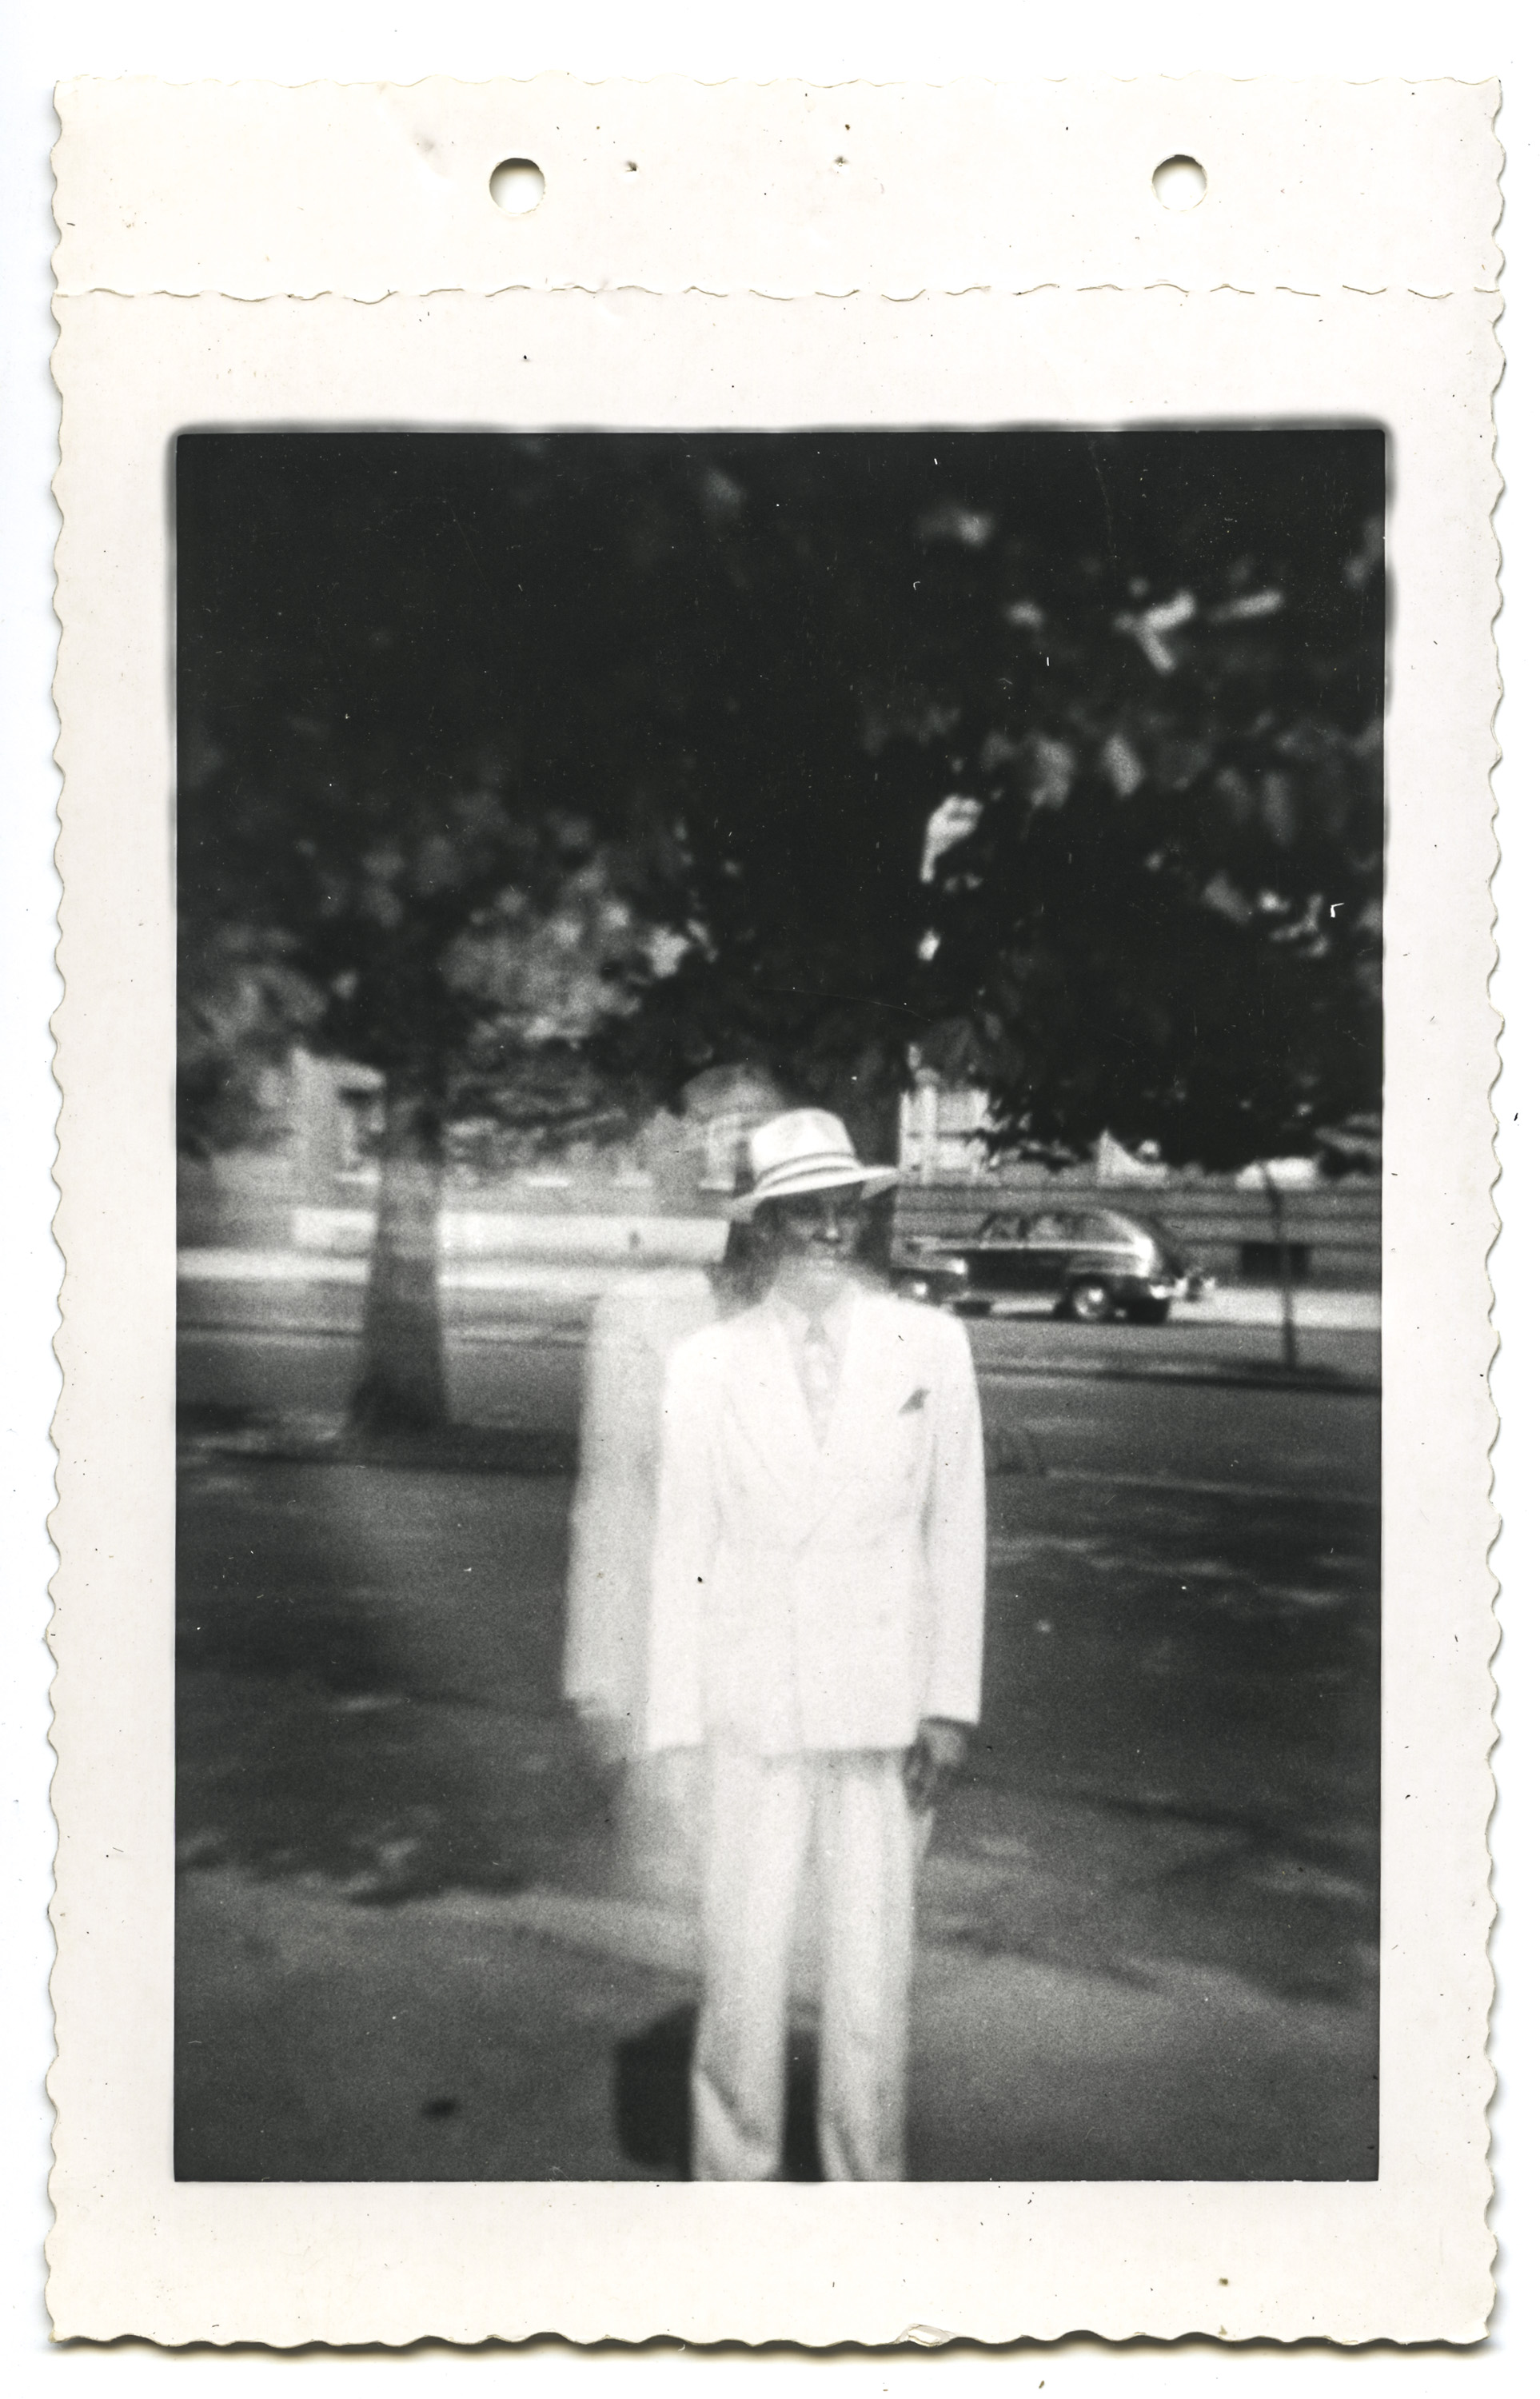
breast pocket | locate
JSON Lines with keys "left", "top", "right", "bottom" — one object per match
{"left": 851, "top": 1395, "right": 930, "bottom": 1515}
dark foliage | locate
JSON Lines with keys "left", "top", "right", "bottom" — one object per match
{"left": 178, "top": 427, "right": 1383, "bottom": 1172}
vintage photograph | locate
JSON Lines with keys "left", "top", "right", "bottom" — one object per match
{"left": 174, "top": 425, "right": 1384, "bottom": 2185}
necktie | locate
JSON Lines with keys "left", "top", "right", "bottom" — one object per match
{"left": 802, "top": 1314, "right": 838, "bottom": 1444}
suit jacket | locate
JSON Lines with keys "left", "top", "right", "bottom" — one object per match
{"left": 645, "top": 1286, "right": 987, "bottom": 1754}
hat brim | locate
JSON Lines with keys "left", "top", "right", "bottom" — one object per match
{"left": 728, "top": 1162, "right": 901, "bottom": 1222}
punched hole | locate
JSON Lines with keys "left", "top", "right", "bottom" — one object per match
{"left": 1152, "top": 155, "right": 1207, "bottom": 211}
{"left": 489, "top": 158, "right": 545, "bottom": 215}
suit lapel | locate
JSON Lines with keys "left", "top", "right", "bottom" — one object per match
{"left": 724, "top": 1304, "right": 821, "bottom": 1501}
{"left": 808, "top": 1292, "right": 902, "bottom": 1524}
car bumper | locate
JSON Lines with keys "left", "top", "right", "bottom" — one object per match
{"left": 890, "top": 1264, "right": 971, "bottom": 1303}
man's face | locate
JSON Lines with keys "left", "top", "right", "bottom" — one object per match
{"left": 760, "top": 1186, "right": 867, "bottom": 1307}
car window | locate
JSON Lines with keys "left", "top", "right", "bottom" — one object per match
{"left": 1071, "top": 1211, "right": 1119, "bottom": 1240}
{"left": 1027, "top": 1211, "right": 1074, "bottom": 1240}
{"left": 1072, "top": 1210, "right": 1139, "bottom": 1242}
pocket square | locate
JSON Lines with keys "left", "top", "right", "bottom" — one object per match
{"left": 900, "top": 1388, "right": 929, "bottom": 1415}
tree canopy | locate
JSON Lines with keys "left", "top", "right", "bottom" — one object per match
{"left": 178, "top": 427, "right": 1383, "bottom": 1173}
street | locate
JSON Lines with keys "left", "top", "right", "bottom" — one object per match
{"left": 175, "top": 1303, "right": 1378, "bottom": 2183}
{"left": 178, "top": 1271, "right": 1378, "bottom": 1448}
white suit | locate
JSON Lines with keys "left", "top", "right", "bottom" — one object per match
{"left": 647, "top": 1287, "right": 987, "bottom": 2178}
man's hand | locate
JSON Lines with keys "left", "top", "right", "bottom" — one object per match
{"left": 902, "top": 1717, "right": 969, "bottom": 1814}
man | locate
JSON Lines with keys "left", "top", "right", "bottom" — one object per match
{"left": 646, "top": 1108, "right": 987, "bottom": 2180}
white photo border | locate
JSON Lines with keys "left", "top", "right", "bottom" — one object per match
{"left": 46, "top": 77, "right": 1501, "bottom": 2348}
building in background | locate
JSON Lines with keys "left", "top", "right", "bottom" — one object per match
{"left": 898, "top": 1074, "right": 995, "bottom": 1184}
{"left": 178, "top": 1050, "right": 1380, "bottom": 1290}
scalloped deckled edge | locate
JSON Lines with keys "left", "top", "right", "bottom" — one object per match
{"left": 41, "top": 284, "right": 1501, "bottom": 303}
{"left": 50, "top": 71, "right": 1503, "bottom": 309}
{"left": 1479, "top": 94, "right": 1509, "bottom": 2329}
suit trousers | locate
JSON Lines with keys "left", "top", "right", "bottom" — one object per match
{"left": 691, "top": 1741, "right": 920, "bottom": 2181}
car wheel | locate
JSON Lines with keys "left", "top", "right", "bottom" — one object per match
{"left": 1066, "top": 1278, "right": 1113, "bottom": 1324}
{"left": 1127, "top": 1296, "right": 1171, "bottom": 1327}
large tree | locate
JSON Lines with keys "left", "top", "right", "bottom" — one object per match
{"left": 553, "top": 432, "right": 1382, "bottom": 1182}
{"left": 892, "top": 433, "right": 1384, "bottom": 1369}
{"left": 178, "top": 429, "right": 1382, "bottom": 1417}
{"left": 902, "top": 433, "right": 1383, "bottom": 1176}
{"left": 178, "top": 435, "right": 664, "bottom": 1425}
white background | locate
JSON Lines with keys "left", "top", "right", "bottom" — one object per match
{"left": 1, "top": 1, "right": 1530, "bottom": 2388}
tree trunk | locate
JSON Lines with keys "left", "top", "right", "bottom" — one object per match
{"left": 838, "top": 1046, "right": 904, "bottom": 1167}
{"left": 838, "top": 1051, "right": 905, "bottom": 1277}
{"left": 351, "top": 1075, "right": 450, "bottom": 1431}
{"left": 1261, "top": 1166, "right": 1300, "bottom": 1376}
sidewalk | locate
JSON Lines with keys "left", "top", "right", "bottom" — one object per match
{"left": 179, "top": 1245, "right": 1380, "bottom": 1331}
{"left": 176, "top": 1866, "right": 1374, "bottom": 2183}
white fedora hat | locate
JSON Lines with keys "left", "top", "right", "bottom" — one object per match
{"left": 728, "top": 1108, "right": 900, "bottom": 1221}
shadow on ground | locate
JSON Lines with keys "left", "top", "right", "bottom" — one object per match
{"left": 613, "top": 2006, "right": 823, "bottom": 2181}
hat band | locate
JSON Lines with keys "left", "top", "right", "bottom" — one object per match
{"left": 752, "top": 1151, "right": 868, "bottom": 1200}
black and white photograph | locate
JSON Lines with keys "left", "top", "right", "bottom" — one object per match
{"left": 173, "top": 423, "right": 1384, "bottom": 2186}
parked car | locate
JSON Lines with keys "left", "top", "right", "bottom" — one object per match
{"left": 890, "top": 1206, "right": 1214, "bottom": 1325}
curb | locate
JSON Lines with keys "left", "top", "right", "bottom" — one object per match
{"left": 978, "top": 1358, "right": 1379, "bottom": 1399}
